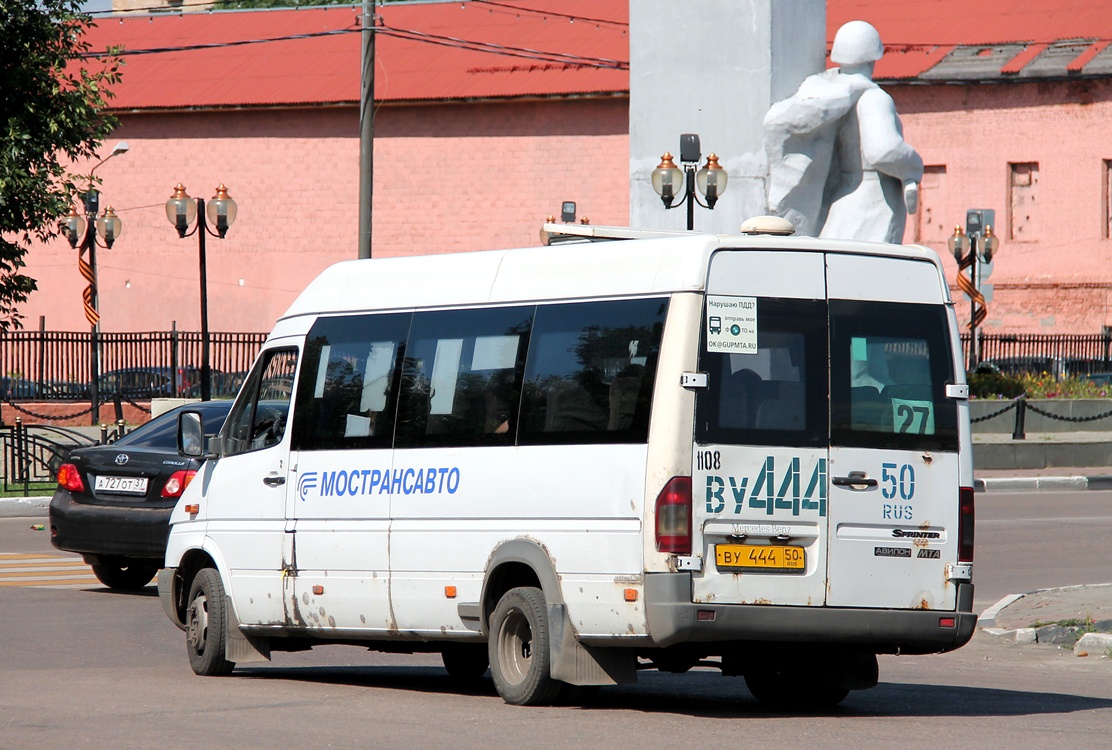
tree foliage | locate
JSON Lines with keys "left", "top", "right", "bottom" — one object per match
{"left": 0, "top": 0, "right": 121, "bottom": 330}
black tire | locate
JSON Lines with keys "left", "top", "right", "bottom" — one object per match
{"left": 488, "top": 586, "right": 566, "bottom": 706}
{"left": 91, "top": 559, "right": 159, "bottom": 591}
{"left": 744, "top": 669, "right": 849, "bottom": 710}
{"left": 441, "top": 643, "right": 489, "bottom": 680}
{"left": 185, "top": 568, "right": 236, "bottom": 676}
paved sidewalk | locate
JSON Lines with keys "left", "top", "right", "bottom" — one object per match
{"left": 976, "top": 465, "right": 1112, "bottom": 492}
{"left": 980, "top": 583, "right": 1112, "bottom": 657}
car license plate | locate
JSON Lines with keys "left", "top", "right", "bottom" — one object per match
{"left": 715, "top": 544, "right": 805, "bottom": 572}
{"left": 94, "top": 475, "right": 149, "bottom": 495}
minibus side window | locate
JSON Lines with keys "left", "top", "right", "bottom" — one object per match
{"left": 291, "top": 313, "right": 410, "bottom": 451}
{"left": 830, "top": 300, "right": 958, "bottom": 451}
{"left": 518, "top": 298, "right": 667, "bottom": 446}
{"left": 695, "top": 298, "right": 827, "bottom": 448}
{"left": 223, "top": 348, "right": 299, "bottom": 456}
{"left": 395, "top": 307, "right": 533, "bottom": 448}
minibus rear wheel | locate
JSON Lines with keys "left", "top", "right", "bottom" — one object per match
{"left": 186, "top": 567, "right": 236, "bottom": 677}
{"left": 441, "top": 643, "right": 489, "bottom": 680}
{"left": 488, "top": 586, "right": 566, "bottom": 706}
{"left": 744, "top": 669, "right": 848, "bottom": 709}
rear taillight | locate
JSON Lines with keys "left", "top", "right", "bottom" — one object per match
{"left": 56, "top": 463, "right": 85, "bottom": 493}
{"left": 161, "top": 470, "right": 197, "bottom": 499}
{"left": 958, "top": 486, "right": 975, "bottom": 563}
{"left": 655, "top": 476, "right": 692, "bottom": 555}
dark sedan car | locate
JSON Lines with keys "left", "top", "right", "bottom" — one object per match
{"left": 49, "top": 400, "right": 233, "bottom": 591}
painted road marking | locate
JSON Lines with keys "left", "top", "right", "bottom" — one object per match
{"left": 0, "top": 552, "right": 99, "bottom": 588}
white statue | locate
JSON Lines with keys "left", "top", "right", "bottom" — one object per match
{"left": 764, "top": 21, "right": 923, "bottom": 243}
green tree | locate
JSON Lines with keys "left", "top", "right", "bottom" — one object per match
{"left": 0, "top": 0, "right": 121, "bottom": 330}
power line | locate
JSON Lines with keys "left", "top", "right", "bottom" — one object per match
{"left": 82, "top": 21, "right": 628, "bottom": 70}
{"left": 471, "top": 0, "right": 627, "bottom": 29}
{"left": 377, "top": 24, "right": 627, "bottom": 69}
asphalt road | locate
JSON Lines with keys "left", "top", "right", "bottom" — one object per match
{"left": 2, "top": 490, "right": 1111, "bottom": 749}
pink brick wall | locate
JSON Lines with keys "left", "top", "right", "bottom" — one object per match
{"left": 22, "top": 98, "right": 628, "bottom": 334}
{"left": 893, "top": 79, "right": 1112, "bottom": 334}
{"left": 20, "top": 83, "right": 1112, "bottom": 337}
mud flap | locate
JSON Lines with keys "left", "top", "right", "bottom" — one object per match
{"left": 547, "top": 603, "right": 637, "bottom": 686}
{"left": 225, "top": 603, "right": 272, "bottom": 664}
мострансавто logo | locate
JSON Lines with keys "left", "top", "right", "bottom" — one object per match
{"left": 297, "top": 466, "right": 461, "bottom": 501}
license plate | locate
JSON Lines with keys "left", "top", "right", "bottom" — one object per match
{"left": 94, "top": 475, "right": 149, "bottom": 495}
{"left": 715, "top": 544, "right": 805, "bottom": 572}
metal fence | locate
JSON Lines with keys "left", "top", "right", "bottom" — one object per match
{"left": 0, "top": 327, "right": 267, "bottom": 400}
{"left": 964, "top": 331, "right": 1112, "bottom": 376}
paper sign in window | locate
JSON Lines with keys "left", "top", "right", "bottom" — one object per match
{"left": 706, "top": 295, "right": 758, "bottom": 354}
{"left": 891, "top": 398, "right": 934, "bottom": 435}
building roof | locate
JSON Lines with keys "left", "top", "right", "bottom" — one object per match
{"left": 81, "top": 0, "right": 1112, "bottom": 112}
{"left": 83, "top": 1, "right": 628, "bottom": 110}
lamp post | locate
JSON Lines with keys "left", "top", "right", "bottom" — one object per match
{"left": 651, "top": 133, "right": 727, "bottom": 231}
{"left": 948, "top": 209, "right": 1000, "bottom": 371}
{"left": 62, "top": 141, "right": 128, "bottom": 424}
{"left": 165, "top": 183, "right": 238, "bottom": 401}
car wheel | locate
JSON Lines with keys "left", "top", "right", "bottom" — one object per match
{"left": 488, "top": 586, "right": 566, "bottom": 706}
{"left": 186, "top": 568, "right": 236, "bottom": 676}
{"left": 91, "top": 559, "right": 159, "bottom": 591}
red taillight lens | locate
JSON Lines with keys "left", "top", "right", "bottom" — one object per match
{"left": 56, "top": 463, "right": 85, "bottom": 493}
{"left": 958, "top": 486, "right": 975, "bottom": 563}
{"left": 161, "top": 470, "right": 197, "bottom": 499}
{"left": 655, "top": 476, "right": 692, "bottom": 555}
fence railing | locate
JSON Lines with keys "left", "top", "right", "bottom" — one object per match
{"left": 2, "top": 328, "right": 1111, "bottom": 403}
{"left": 962, "top": 332, "right": 1112, "bottom": 377}
{"left": 0, "top": 326, "right": 267, "bottom": 400}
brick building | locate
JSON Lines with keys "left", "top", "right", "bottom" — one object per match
{"left": 24, "top": 0, "right": 1112, "bottom": 335}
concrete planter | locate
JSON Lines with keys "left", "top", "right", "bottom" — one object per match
{"left": 971, "top": 398, "right": 1112, "bottom": 434}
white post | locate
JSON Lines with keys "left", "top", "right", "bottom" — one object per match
{"left": 629, "top": 0, "right": 826, "bottom": 232}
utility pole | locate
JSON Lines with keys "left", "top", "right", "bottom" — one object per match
{"left": 358, "top": 0, "right": 377, "bottom": 259}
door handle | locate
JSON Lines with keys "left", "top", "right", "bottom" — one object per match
{"left": 263, "top": 474, "right": 286, "bottom": 487}
{"left": 832, "top": 471, "right": 877, "bottom": 490}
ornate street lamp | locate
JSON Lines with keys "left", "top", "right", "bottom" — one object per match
{"left": 165, "top": 184, "right": 238, "bottom": 401}
{"left": 63, "top": 141, "right": 128, "bottom": 423}
{"left": 651, "top": 133, "right": 728, "bottom": 230}
{"left": 949, "top": 209, "right": 1002, "bottom": 370}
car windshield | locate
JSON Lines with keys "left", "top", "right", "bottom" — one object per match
{"left": 114, "top": 402, "right": 232, "bottom": 451}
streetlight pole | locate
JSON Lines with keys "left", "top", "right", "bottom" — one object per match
{"left": 650, "top": 133, "right": 728, "bottom": 231}
{"left": 62, "top": 142, "right": 128, "bottom": 424}
{"left": 166, "top": 184, "right": 238, "bottom": 401}
{"left": 949, "top": 209, "right": 1000, "bottom": 372}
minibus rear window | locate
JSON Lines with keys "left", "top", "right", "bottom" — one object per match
{"left": 695, "top": 298, "right": 828, "bottom": 448}
{"left": 829, "top": 300, "right": 958, "bottom": 452}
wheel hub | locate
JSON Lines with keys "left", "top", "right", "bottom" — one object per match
{"left": 187, "top": 594, "right": 209, "bottom": 651}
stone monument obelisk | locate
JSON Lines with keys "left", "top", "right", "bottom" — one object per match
{"left": 629, "top": 0, "right": 826, "bottom": 233}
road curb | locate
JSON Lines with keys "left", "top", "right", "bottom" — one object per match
{"left": 980, "top": 583, "right": 1112, "bottom": 640}
{"left": 976, "top": 475, "right": 1112, "bottom": 492}
{"left": 0, "top": 496, "right": 49, "bottom": 518}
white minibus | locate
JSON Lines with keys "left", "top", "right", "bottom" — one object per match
{"left": 159, "top": 218, "right": 976, "bottom": 708}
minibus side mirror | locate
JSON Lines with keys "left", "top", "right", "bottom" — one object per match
{"left": 178, "top": 410, "right": 221, "bottom": 459}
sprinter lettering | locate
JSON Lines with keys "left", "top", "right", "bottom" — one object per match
{"left": 704, "top": 457, "right": 827, "bottom": 518}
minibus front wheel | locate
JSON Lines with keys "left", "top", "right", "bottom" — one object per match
{"left": 186, "top": 567, "right": 236, "bottom": 677}
{"left": 488, "top": 586, "right": 567, "bottom": 705}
